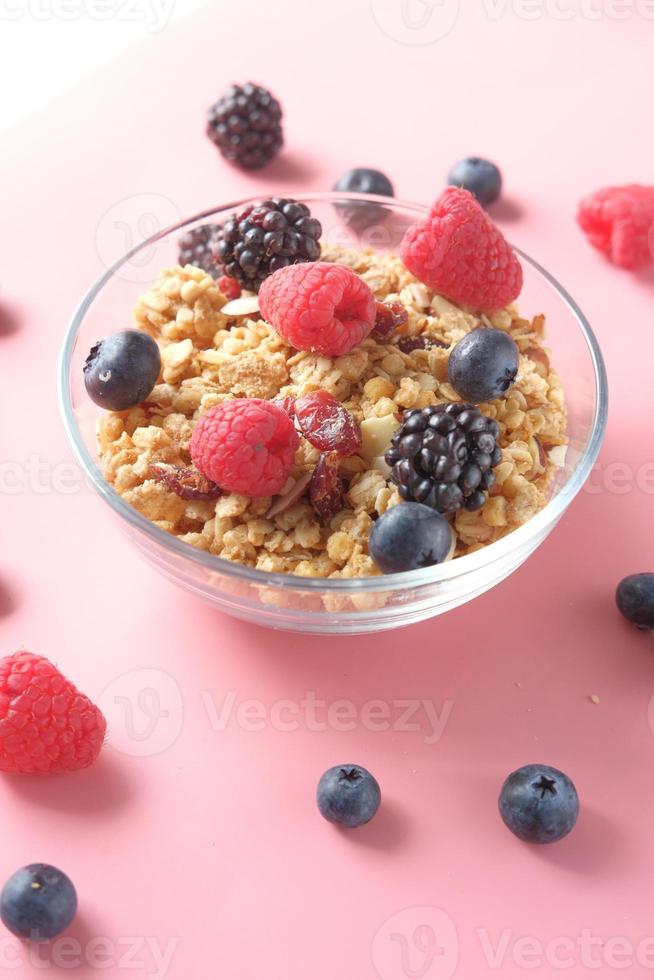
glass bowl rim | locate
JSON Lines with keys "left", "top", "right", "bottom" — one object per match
{"left": 58, "top": 191, "right": 608, "bottom": 594}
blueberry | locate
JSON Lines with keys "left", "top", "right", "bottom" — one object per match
{"left": 369, "top": 502, "right": 453, "bottom": 574}
{"left": 317, "top": 764, "right": 381, "bottom": 828}
{"left": 333, "top": 168, "right": 394, "bottom": 230}
{"left": 616, "top": 573, "right": 654, "bottom": 629}
{"left": 334, "top": 168, "right": 394, "bottom": 198}
{"left": 448, "top": 328, "right": 519, "bottom": 403}
{"left": 1, "top": 864, "right": 77, "bottom": 940}
{"left": 498, "top": 765, "right": 579, "bottom": 844}
{"left": 84, "top": 330, "right": 161, "bottom": 411}
{"left": 447, "top": 157, "right": 502, "bottom": 206}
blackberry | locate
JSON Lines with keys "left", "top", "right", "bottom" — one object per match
{"left": 214, "top": 198, "right": 322, "bottom": 291}
{"left": 385, "top": 403, "right": 502, "bottom": 514}
{"left": 178, "top": 223, "right": 221, "bottom": 275}
{"left": 206, "top": 83, "right": 283, "bottom": 170}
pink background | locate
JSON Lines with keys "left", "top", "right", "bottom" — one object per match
{"left": 1, "top": 2, "right": 653, "bottom": 977}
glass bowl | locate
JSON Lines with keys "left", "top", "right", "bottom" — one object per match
{"left": 58, "top": 193, "right": 608, "bottom": 634}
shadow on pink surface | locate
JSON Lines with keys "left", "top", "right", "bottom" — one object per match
{"left": 531, "top": 806, "right": 625, "bottom": 876}
{"left": 331, "top": 798, "right": 410, "bottom": 851}
{"left": 257, "top": 149, "right": 321, "bottom": 185}
{"left": 488, "top": 195, "right": 524, "bottom": 223}
{"left": 0, "top": 575, "right": 19, "bottom": 617}
{"left": 0, "top": 302, "right": 21, "bottom": 337}
{"left": 3, "top": 753, "right": 135, "bottom": 815}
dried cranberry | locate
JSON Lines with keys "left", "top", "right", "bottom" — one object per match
{"left": 217, "top": 275, "right": 241, "bottom": 300}
{"left": 372, "top": 301, "right": 409, "bottom": 341}
{"left": 309, "top": 453, "right": 346, "bottom": 521}
{"left": 149, "top": 463, "right": 221, "bottom": 501}
{"left": 273, "top": 395, "right": 297, "bottom": 419}
{"left": 397, "top": 335, "right": 448, "bottom": 354}
{"left": 295, "top": 390, "right": 361, "bottom": 456}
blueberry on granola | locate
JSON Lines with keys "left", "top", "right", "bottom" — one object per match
{"left": 369, "top": 502, "right": 453, "bottom": 574}
{"left": 448, "top": 327, "right": 519, "bottom": 403}
{"left": 447, "top": 157, "right": 502, "bottom": 207}
{"left": 206, "top": 82, "right": 283, "bottom": 170}
{"left": 386, "top": 404, "right": 501, "bottom": 514}
{"left": 498, "top": 764, "right": 579, "bottom": 844}
{"left": 178, "top": 223, "right": 221, "bottom": 275}
{"left": 616, "top": 573, "right": 654, "bottom": 630}
{"left": 214, "top": 198, "right": 322, "bottom": 291}
{"left": 317, "top": 764, "right": 381, "bottom": 828}
{"left": 333, "top": 168, "right": 394, "bottom": 230}
{"left": 84, "top": 330, "right": 161, "bottom": 411}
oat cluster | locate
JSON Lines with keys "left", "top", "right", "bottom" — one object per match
{"left": 97, "top": 245, "right": 567, "bottom": 580}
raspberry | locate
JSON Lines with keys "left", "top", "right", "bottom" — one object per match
{"left": 0, "top": 652, "right": 106, "bottom": 774}
{"left": 400, "top": 188, "right": 523, "bottom": 311}
{"left": 190, "top": 399, "right": 299, "bottom": 498}
{"left": 206, "top": 83, "right": 283, "bottom": 171}
{"left": 295, "top": 391, "right": 362, "bottom": 456}
{"left": 217, "top": 275, "right": 241, "bottom": 300}
{"left": 577, "top": 184, "right": 654, "bottom": 269}
{"left": 259, "top": 261, "right": 376, "bottom": 357}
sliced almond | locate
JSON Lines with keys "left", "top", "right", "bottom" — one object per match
{"left": 360, "top": 414, "right": 400, "bottom": 462}
{"left": 220, "top": 295, "right": 261, "bottom": 317}
{"left": 265, "top": 472, "right": 312, "bottom": 519}
{"left": 444, "top": 525, "right": 457, "bottom": 563}
{"left": 524, "top": 346, "right": 550, "bottom": 378}
{"left": 534, "top": 437, "right": 548, "bottom": 468}
{"left": 548, "top": 444, "right": 568, "bottom": 468}
{"left": 371, "top": 455, "right": 392, "bottom": 478}
{"left": 431, "top": 294, "right": 459, "bottom": 317}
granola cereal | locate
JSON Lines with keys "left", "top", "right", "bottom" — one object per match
{"left": 96, "top": 245, "right": 567, "bottom": 579}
